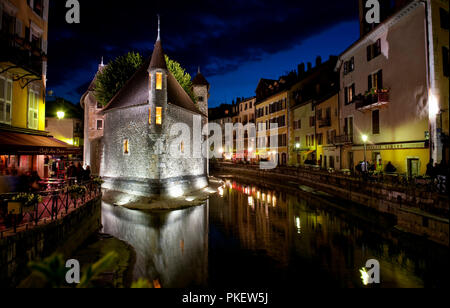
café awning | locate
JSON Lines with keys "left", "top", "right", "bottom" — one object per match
{"left": 0, "top": 132, "right": 81, "bottom": 155}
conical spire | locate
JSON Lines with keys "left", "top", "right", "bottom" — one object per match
{"left": 157, "top": 15, "right": 161, "bottom": 41}
{"left": 149, "top": 15, "right": 167, "bottom": 70}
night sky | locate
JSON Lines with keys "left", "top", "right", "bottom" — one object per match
{"left": 47, "top": 0, "right": 360, "bottom": 107}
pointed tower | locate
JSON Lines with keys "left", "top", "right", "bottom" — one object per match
{"left": 192, "top": 67, "right": 210, "bottom": 116}
{"left": 148, "top": 15, "right": 168, "bottom": 130}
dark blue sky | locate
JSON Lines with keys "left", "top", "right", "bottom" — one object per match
{"left": 47, "top": 0, "right": 360, "bottom": 108}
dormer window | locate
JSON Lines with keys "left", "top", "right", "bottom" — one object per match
{"left": 156, "top": 72, "right": 163, "bottom": 90}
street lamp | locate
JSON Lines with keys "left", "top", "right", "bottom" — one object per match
{"left": 57, "top": 111, "right": 65, "bottom": 120}
{"left": 362, "top": 135, "right": 368, "bottom": 172}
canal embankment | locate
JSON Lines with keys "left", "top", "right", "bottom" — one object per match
{"left": 211, "top": 162, "right": 449, "bottom": 246}
{"left": 0, "top": 196, "right": 102, "bottom": 288}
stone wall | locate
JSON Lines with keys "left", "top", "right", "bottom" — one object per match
{"left": 102, "top": 102, "right": 207, "bottom": 198}
{"left": 0, "top": 197, "right": 102, "bottom": 288}
{"left": 212, "top": 163, "right": 449, "bottom": 246}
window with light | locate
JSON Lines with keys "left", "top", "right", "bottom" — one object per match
{"left": 123, "top": 139, "right": 130, "bottom": 155}
{"left": 156, "top": 72, "right": 163, "bottom": 90}
{"left": 156, "top": 107, "right": 162, "bottom": 125}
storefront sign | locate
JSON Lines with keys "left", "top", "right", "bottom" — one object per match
{"left": 352, "top": 142, "right": 426, "bottom": 151}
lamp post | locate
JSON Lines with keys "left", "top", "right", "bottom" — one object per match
{"left": 362, "top": 135, "right": 368, "bottom": 173}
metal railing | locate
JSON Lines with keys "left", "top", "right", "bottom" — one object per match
{"left": 355, "top": 91, "right": 390, "bottom": 110}
{"left": 333, "top": 134, "right": 354, "bottom": 145}
{"left": 0, "top": 180, "right": 102, "bottom": 235}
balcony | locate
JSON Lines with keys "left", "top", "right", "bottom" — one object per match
{"left": 333, "top": 135, "right": 354, "bottom": 145}
{"left": 0, "top": 32, "right": 45, "bottom": 78}
{"left": 318, "top": 118, "right": 331, "bottom": 128}
{"left": 355, "top": 90, "right": 390, "bottom": 112}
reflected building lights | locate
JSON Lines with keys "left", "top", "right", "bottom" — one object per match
{"left": 296, "top": 217, "right": 301, "bottom": 234}
{"left": 360, "top": 268, "right": 370, "bottom": 286}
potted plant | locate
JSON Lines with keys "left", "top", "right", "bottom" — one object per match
{"left": 68, "top": 185, "right": 87, "bottom": 206}
{"left": 92, "top": 177, "right": 104, "bottom": 195}
{"left": 11, "top": 193, "right": 43, "bottom": 214}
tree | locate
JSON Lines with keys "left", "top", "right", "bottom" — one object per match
{"left": 95, "top": 52, "right": 196, "bottom": 106}
{"left": 165, "top": 55, "right": 195, "bottom": 102}
{"left": 94, "top": 52, "right": 144, "bottom": 106}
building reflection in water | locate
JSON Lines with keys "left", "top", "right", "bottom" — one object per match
{"left": 210, "top": 179, "right": 449, "bottom": 288}
{"left": 102, "top": 201, "right": 209, "bottom": 288}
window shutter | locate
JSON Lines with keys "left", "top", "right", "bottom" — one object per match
{"left": 41, "top": 39, "right": 47, "bottom": 53}
{"left": 443, "top": 46, "right": 449, "bottom": 77}
{"left": 377, "top": 70, "right": 383, "bottom": 89}
{"left": 15, "top": 19, "right": 22, "bottom": 37}
{"left": 0, "top": 3, "right": 3, "bottom": 31}
{"left": 367, "top": 46, "right": 371, "bottom": 61}
{"left": 344, "top": 62, "right": 348, "bottom": 75}
{"left": 372, "top": 110, "right": 380, "bottom": 134}
{"left": 344, "top": 87, "right": 348, "bottom": 104}
{"left": 376, "top": 39, "right": 381, "bottom": 55}
{"left": 368, "top": 75, "right": 372, "bottom": 91}
{"left": 43, "top": 0, "right": 49, "bottom": 21}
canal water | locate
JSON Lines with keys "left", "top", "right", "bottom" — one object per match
{"left": 101, "top": 178, "right": 449, "bottom": 288}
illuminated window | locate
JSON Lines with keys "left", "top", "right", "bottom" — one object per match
{"left": 123, "top": 139, "right": 130, "bottom": 155}
{"left": 28, "top": 89, "right": 39, "bottom": 130}
{"left": 156, "top": 107, "right": 162, "bottom": 125}
{"left": 148, "top": 108, "right": 152, "bottom": 125}
{"left": 180, "top": 141, "right": 185, "bottom": 153}
{"left": 0, "top": 75, "right": 13, "bottom": 124}
{"left": 156, "top": 72, "right": 163, "bottom": 90}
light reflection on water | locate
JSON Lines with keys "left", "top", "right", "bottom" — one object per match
{"left": 102, "top": 202, "right": 208, "bottom": 288}
{"left": 102, "top": 179, "right": 449, "bottom": 288}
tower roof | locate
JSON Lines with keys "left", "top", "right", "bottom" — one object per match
{"left": 149, "top": 16, "right": 167, "bottom": 70}
{"left": 102, "top": 59, "right": 206, "bottom": 117}
{"left": 149, "top": 40, "right": 167, "bottom": 70}
{"left": 192, "top": 68, "right": 210, "bottom": 87}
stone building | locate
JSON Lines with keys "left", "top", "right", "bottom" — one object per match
{"left": 80, "top": 60, "right": 106, "bottom": 175}
{"left": 99, "top": 23, "right": 209, "bottom": 198}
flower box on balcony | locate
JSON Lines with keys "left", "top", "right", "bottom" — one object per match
{"left": 356, "top": 89, "right": 390, "bottom": 111}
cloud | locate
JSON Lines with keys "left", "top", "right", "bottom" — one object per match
{"left": 47, "top": 0, "right": 358, "bottom": 99}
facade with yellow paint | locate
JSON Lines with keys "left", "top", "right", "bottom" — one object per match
{"left": 426, "top": 0, "right": 449, "bottom": 165}
{"left": 315, "top": 93, "right": 340, "bottom": 170}
{"left": 289, "top": 101, "right": 316, "bottom": 166}
{"left": 288, "top": 57, "right": 339, "bottom": 167}
{"left": 0, "top": 0, "right": 54, "bottom": 178}
{"left": 255, "top": 78, "right": 289, "bottom": 166}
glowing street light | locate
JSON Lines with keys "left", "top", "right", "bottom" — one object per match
{"left": 429, "top": 92, "right": 439, "bottom": 119}
{"left": 362, "top": 134, "right": 368, "bottom": 173}
{"left": 57, "top": 111, "right": 65, "bottom": 120}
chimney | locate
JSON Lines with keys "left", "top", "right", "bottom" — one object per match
{"left": 297, "top": 63, "right": 305, "bottom": 76}
{"left": 307, "top": 62, "right": 312, "bottom": 71}
{"left": 316, "top": 56, "right": 322, "bottom": 67}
